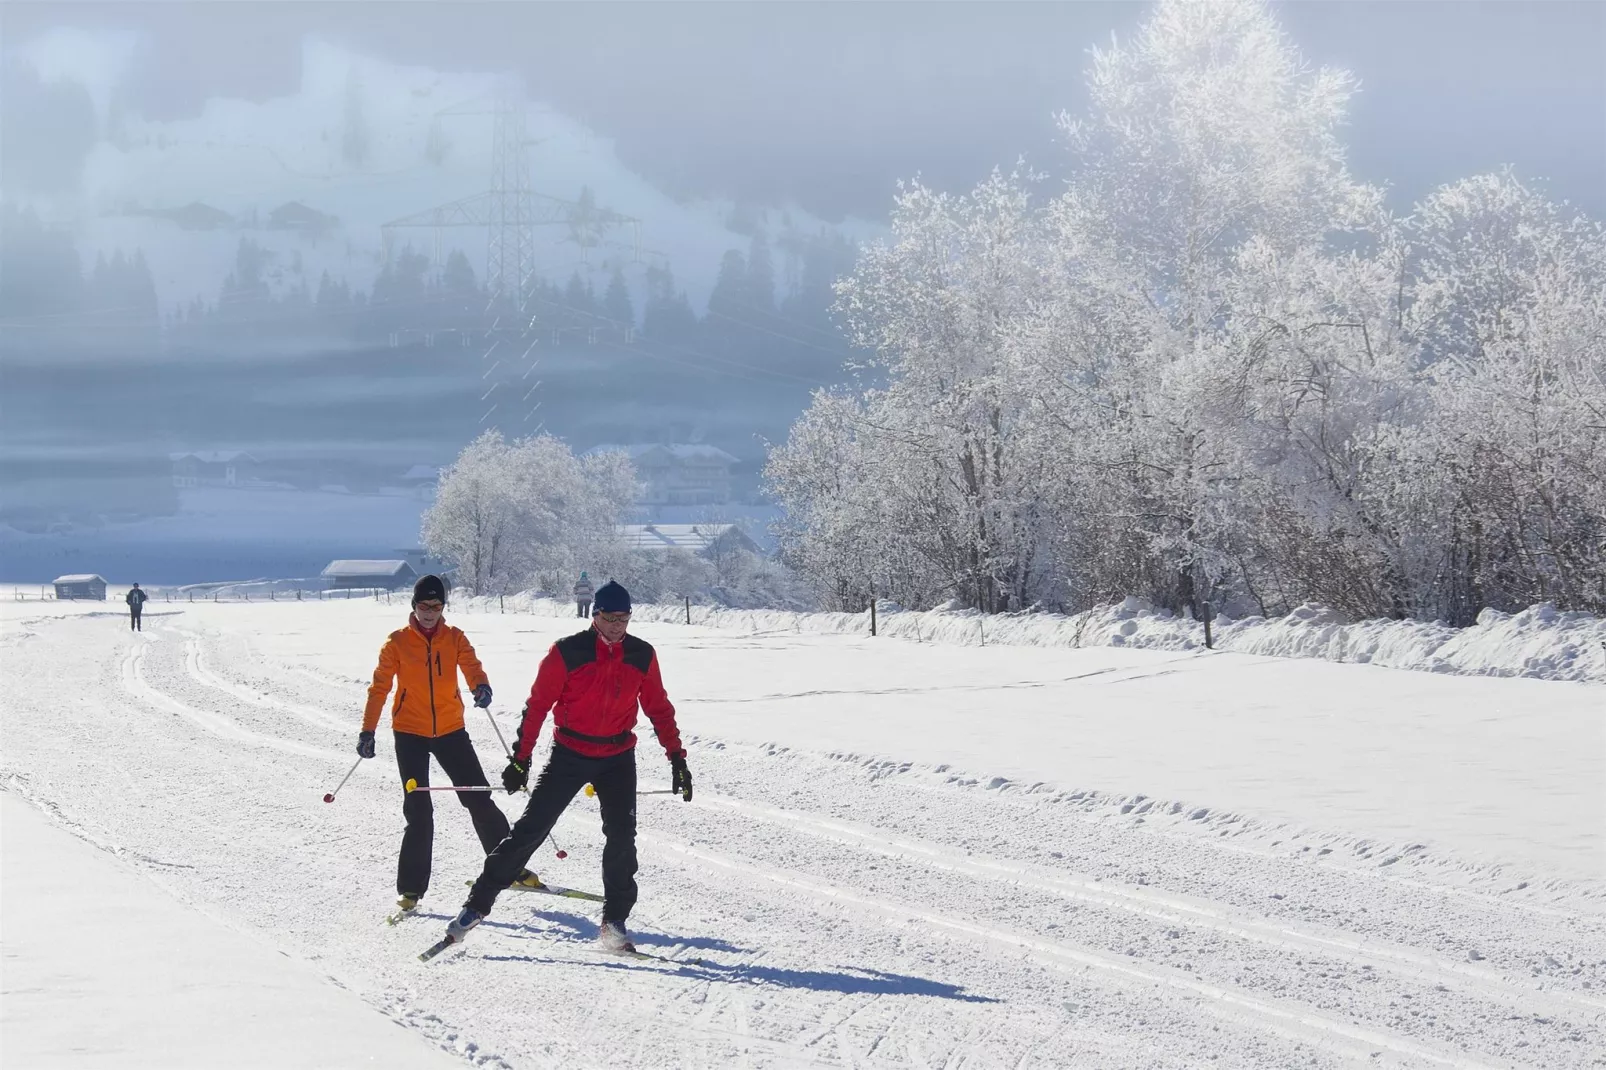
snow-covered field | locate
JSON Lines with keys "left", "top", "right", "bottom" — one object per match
{"left": 2, "top": 597, "right": 1602, "bottom": 1068}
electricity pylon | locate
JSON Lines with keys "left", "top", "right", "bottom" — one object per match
{"left": 381, "top": 84, "right": 642, "bottom": 312}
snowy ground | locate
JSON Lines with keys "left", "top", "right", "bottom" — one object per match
{"left": 2, "top": 597, "right": 1602, "bottom": 1068}
{"left": 0, "top": 793, "right": 464, "bottom": 1068}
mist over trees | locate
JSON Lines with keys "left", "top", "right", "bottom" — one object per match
{"left": 766, "top": 0, "right": 1606, "bottom": 625}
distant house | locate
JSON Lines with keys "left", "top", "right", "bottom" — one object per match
{"left": 170, "top": 451, "right": 261, "bottom": 489}
{"left": 587, "top": 444, "right": 738, "bottom": 505}
{"left": 267, "top": 201, "right": 339, "bottom": 235}
{"left": 321, "top": 560, "right": 419, "bottom": 591}
{"left": 52, "top": 574, "right": 108, "bottom": 600}
{"left": 617, "top": 524, "right": 761, "bottom": 559}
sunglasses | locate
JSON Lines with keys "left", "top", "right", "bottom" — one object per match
{"left": 595, "top": 611, "right": 631, "bottom": 623}
{"left": 415, "top": 601, "right": 445, "bottom": 612}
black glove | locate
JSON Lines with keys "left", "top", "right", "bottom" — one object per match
{"left": 356, "top": 731, "right": 376, "bottom": 759}
{"left": 669, "top": 750, "right": 692, "bottom": 802}
{"left": 472, "top": 683, "right": 493, "bottom": 708}
{"left": 502, "top": 757, "right": 529, "bottom": 794}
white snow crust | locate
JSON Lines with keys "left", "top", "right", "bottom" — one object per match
{"left": 2, "top": 596, "right": 1601, "bottom": 1068}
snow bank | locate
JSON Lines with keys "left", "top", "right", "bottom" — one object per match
{"left": 454, "top": 592, "right": 1606, "bottom": 685}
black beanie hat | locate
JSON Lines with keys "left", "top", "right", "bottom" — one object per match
{"left": 592, "top": 580, "right": 631, "bottom": 614}
{"left": 412, "top": 574, "right": 448, "bottom": 605}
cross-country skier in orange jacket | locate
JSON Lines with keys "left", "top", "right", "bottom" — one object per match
{"left": 358, "top": 574, "right": 537, "bottom": 915}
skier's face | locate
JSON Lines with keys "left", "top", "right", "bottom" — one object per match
{"left": 414, "top": 599, "right": 444, "bottom": 628}
{"left": 593, "top": 611, "right": 630, "bottom": 643}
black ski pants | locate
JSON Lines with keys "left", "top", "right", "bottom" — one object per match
{"left": 129, "top": 607, "right": 142, "bottom": 631}
{"left": 395, "top": 729, "right": 510, "bottom": 898}
{"left": 467, "top": 743, "right": 637, "bottom": 922}
{"left": 575, "top": 600, "right": 591, "bottom": 617}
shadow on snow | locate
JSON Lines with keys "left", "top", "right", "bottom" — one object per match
{"left": 477, "top": 909, "right": 999, "bottom": 1003}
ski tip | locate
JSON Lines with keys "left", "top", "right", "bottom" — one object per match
{"left": 405, "top": 778, "right": 418, "bottom": 793}
{"left": 418, "top": 936, "right": 457, "bottom": 962}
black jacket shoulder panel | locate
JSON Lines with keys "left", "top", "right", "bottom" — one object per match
{"left": 555, "top": 630, "right": 598, "bottom": 672}
{"left": 621, "top": 633, "right": 655, "bottom": 674}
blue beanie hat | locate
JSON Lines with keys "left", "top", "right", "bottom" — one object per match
{"left": 592, "top": 580, "right": 631, "bottom": 614}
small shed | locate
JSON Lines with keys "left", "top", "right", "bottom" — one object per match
{"left": 321, "top": 559, "right": 418, "bottom": 591}
{"left": 53, "top": 574, "right": 108, "bottom": 600}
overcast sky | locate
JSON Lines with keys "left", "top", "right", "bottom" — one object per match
{"left": 4, "top": 1, "right": 1604, "bottom": 220}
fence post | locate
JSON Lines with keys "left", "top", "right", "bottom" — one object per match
{"left": 297, "top": 589, "right": 302, "bottom": 601}
{"left": 869, "top": 582, "right": 877, "bottom": 637}
{"left": 1202, "top": 599, "right": 1214, "bottom": 649}
{"left": 500, "top": 594, "right": 505, "bottom": 614}
{"left": 685, "top": 596, "right": 691, "bottom": 625}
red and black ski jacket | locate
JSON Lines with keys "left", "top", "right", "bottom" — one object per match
{"left": 514, "top": 628, "right": 682, "bottom": 763}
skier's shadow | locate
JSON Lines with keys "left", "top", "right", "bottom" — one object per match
{"left": 486, "top": 910, "right": 999, "bottom": 1003}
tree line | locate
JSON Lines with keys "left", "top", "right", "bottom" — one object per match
{"left": 765, "top": 0, "right": 1606, "bottom": 626}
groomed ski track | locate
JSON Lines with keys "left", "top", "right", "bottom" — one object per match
{"left": 2, "top": 600, "right": 1601, "bottom": 1069}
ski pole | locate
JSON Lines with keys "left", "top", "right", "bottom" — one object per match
{"left": 583, "top": 784, "right": 678, "bottom": 798}
{"left": 482, "top": 704, "right": 515, "bottom": 759}
{"left": 323, "top": 758, "right": 363, "bottom": 803}
{"left": 404, "top": 778, "right": 495, "bottom": 793}
{"left": 483, "top": 706, "right": 530, "bottom": 795}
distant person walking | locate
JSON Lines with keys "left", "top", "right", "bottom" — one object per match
{"left": 358, "top": 574, "right": 539, "bottom": 918}
{"left": 125, "top": 583, "right": 147, "bottom": 631}
{"left": 573, "top": 572, "right": 594, "bottom": 618}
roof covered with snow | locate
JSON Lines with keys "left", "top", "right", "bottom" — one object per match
{"left": 320, "top": 559, "right": 414, "bottom": 577}
{"left": 617, "top": 523, "right": 755, "bottom": 553}
{"left": 169, "top": 451, "right": 257, "bottom": 464}
{"left": 588, "top": 443, "right": 739, "bottom": 465}
{"left": 52, "top": 574, "right": 107, "bottom": 585}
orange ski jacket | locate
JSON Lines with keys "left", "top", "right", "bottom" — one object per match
{"left": 363, "top": 617, "right": 489, "bottom": 737}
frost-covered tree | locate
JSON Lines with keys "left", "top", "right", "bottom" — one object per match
{"left": 1406, "top": 173, "right": 1606, "bottom": 617}
{"left": 831, "top": 167, "right": 1057, "bottom": 612}
{"left": 1038, "top": 0, "right": 1388, "bottom": 615}
{"left": 423, "top": 431, "right": 636, "bottom": 595}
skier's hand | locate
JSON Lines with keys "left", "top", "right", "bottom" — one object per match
{"left": 502, "top": 757, "right": 529, "bottom": 794}
{"left": 472, "top": 683, "right": 493, "bottom": 709}
{"left": 669, "top": 750, "right": 693, "bottom": 802}
{"left": 356, "top": 731, "right": 376, "bottom": 759}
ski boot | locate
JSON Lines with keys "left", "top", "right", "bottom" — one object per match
{"left": 597, "top": 920, "right": 635, "bottom": 954}
{"left": 446, "top": 907, "right": 483, "bottom": 943}
{"left": 508, "top": 868, "right": 545, "bottom": 892}
{"left": 386, "top": 893, "right": 422, "bottom": 926}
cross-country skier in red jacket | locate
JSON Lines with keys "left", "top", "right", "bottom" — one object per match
{"left": 445, "top": 580, "right": 691, "bottom": 954}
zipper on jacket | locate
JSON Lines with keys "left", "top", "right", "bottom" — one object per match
{"left": 425, "top": 633, "right": 437, "bottom": 736}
